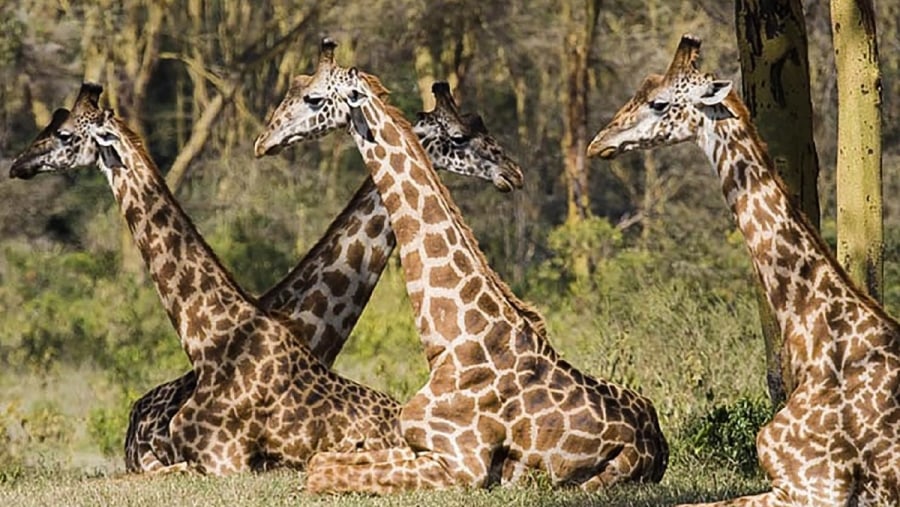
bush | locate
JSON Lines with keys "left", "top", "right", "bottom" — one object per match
{"left": 0, "top": 400, "right": 26, "bottom": 479}
{"left": 678, "top": 396, "right": 773, "bottom": 476}
{"left": 88, "top": 404, "right": 130, "bottom": 458}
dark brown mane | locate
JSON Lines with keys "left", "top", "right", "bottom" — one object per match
{"left": 364, "top": 78, "right": 548, "bottom": 338}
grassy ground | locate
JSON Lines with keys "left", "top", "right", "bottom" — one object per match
{"left": 0, "top": 461, "right": 769, "bottom": 507}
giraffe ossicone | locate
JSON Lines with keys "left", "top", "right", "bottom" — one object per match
{"left": 260, "top": 38, "right": 668, "bottom": 494}
{"left": 124, "top": 78, "right": 525, "bottom": 472}
{"left": 10, "top": 83, "right": 406, "bottom": 475}
{"left": 589, "top": 34, "right": 900, "bottom": 506}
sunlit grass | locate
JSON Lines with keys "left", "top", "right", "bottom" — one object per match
{"left": 0, "top": 459, "right": 769, "bottom": 507}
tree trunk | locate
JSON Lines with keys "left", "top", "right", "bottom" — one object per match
{"left": 561, "top": 0, "right": 600, "bottom": 224}
{"left": 735, "top": 0, "right": 822, "bottom": 405}
{"left": 831, "top": 0, "right": 883, "bottom": 301}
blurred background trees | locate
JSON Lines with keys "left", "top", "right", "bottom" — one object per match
{"left": 0, "top": 0, "right": 897, "bottom": 472}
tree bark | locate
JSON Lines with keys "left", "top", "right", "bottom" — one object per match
{"left": 561, "top": 0, "right": 600, "bottom": 224}
{"left": 735, "top": 0, "right": 822, "bottom": 405}
{"left": 831, "top": 0, "right": 883, "bottom": 301}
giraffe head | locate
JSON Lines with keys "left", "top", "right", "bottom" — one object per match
{"left": 413, "top": 82, "right": 523, "bottom": 192}
{"left": 254, "top": 39, "right": 521, "bottom": 192}
{"left": 254, "top": 38, "right": 372, "bottom": 154}
{"left": 9, "top": 83, "right": 106, "bottom": 179}
{"left": 587, "top": 34, "right": 736, "bottom": 160}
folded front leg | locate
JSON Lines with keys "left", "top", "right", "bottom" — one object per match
{"left": 306, "top": 449, "right": 458, "bottom": 494}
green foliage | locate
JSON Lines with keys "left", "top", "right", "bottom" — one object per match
{"left": 334, "top": 263, "right": 428, "bottom": 401}
{"left": 534, "top": 216, "right": 624, "bottom": 297}
{"left": 0, "top": 398, "right": 73, "bottom": 480}
{"left": 677, "top": 396, "right": 773, "bottom": 476}
{"left": 0, "top": 244, "right": 186, "bottom": 390}
{"left": 0, "top": 15, "right": 25, "bottom": 68}
{"left": 524, "top": 212, "right": 766, "bottom": 426}
{"left": 87, "top": 404, "right": 129, "bottom": 458}
{"left": 206, "top": 211, "right": 296, "bottom": 295}
{"left": 0, "top": 400, "right": 26, "bottom": 477}
{"left": 22, "top": 401, "right": 73, "bottom": 447}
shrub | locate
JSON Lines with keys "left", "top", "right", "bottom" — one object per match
{"left": 88, "top": 404, "right": 130, "bottom": 458}
{"left": 0, "top": 400, "right": 26, "bottom": 479}
{"left": 678, "top": 396, "right": 773, "bottom": 476}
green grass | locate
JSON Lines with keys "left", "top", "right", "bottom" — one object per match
{"left": 0, "top": 461, "right": 769, "bottom": 507}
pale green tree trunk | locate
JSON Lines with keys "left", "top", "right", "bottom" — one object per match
{"left": 735, "top": 0, "right": 821, "bottom": 406}
{"left": 831, "top": 0, "right": 883, "bottom": 301}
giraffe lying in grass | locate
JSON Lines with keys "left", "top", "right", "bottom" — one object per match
{"left": 588, "top": 34, "right": 900, "bottom": 506}
{"left": 124, "top": 81, "right": 523, "bottom": 472}
{"left": 10, "top": 84, "right": 402, "bottom": 474}
{"left": 259, "top": 38, "right": 668, "bottom": 494}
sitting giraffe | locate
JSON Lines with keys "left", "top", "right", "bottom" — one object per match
{"left": 9, "top": 84, "right": 405, "bottom": 475}
{"left": 588, "top": 34, "right": 900, "bottom": 506}
{"left": 125, "top": 81, "right": 523, "bottom": 473}
{"left": 259, "top": 38, "right": 668, "bottom": 494}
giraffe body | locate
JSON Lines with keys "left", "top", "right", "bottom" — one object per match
{"left": 9, "top": 84, "right": 404, "bottom": 474}
{"left": 588, "top": 34, "right": 900, "bottom": 506}
{"left": 123, "top": 81, "right": 522, "bottom": 473}
{"left": 261, "top": 39, "right": 668, "bottom": 494}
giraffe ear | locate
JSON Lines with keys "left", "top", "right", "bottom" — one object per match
{"left": 698, "top": 80, "right": 737, "bottom": 119}
{"left": 348, "top": 101, "right": 374, "bottom": 143}
{"left": 345, "top": 67, "right": 374, "bottom": 142}
{"left": 98, "top": 144, "right": 124, "bottom": 169}
{"left": 698, "top": 80, "right": 732, "bottom": 106}
{"left": 463, "top": 113, "right": 488, "bottom": 134}
{"left": 94, "top": 109, "right": 124, "bottom": 168}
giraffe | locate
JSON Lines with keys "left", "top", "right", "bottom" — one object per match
{"left": 8, "top": 83, "right": 406, "bottom": 475}
{"left": 124, "top": 81, "right": 524, "bottom": 473}
{"left": 588, "top": 34, "right": 900, "bottom": 506}
{"left": 259, "top": 38, "right": 668, "bottom": 494}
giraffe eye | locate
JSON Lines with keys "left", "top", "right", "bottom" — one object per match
{"left": 450, "top": 135, "right": 470, "bottom": 145}
{"left": 303, "top": 95, "right": 324, "bottom": 108}
{"left": 55, "top": 130, "right": 74, "bottom": 143}
{"left": 648, "top": 100, "right": 670, "bottom": 113}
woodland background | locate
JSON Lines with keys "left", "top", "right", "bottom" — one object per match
{"left": 0, "top": 0, "right": 898, "bottom": 504}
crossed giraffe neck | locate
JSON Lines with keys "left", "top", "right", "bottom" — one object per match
{"left": 254, "top": 79, "right": 523, "bottom": 365}
{"left": 124, "top": 83, "right": 523, "bottom": 472}
{"left": 10, "top": 84, "right": 404, "bottom": 475}
{"left": 354, "top": 89, "right": 541, "bottom": 367}
{"left": 589, "top": 34, "right": 900, "bottom": 506}
{"left": 271, "top": 39, "right": 667, "bottom": 494}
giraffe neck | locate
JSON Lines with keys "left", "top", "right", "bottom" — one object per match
{"left": 349, "top": 98, "right": 540, "bottom": 366}
{"left": 698, "top": 108, "right": 890, "bottom": 382}
{"left": 99, "top": 120, "right": 256, "bottom": 364}
{"left": 258, "top": 177, "right": 394, "bottom": 366}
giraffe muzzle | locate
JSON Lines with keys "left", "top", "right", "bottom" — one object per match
{"left": 253, "top": 134, "right": 275, "bottom": 158}
{"left": 9, "top": 158, "right": 41, "bottom": 180}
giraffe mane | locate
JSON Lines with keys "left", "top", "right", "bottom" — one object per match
{"left": 363, "top": 78, "right": 549, "bottom": 338}
{"left": 108, "top": 116, "right": 258, "bottom": 306}
{"left": 718, "top": 90, "right": 900, "bottom": 329}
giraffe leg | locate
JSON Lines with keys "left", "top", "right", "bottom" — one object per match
{"left": 145, "top": 461, "right": 194, "bottom": 475}
{"left": 308, "top": 447, "right": 416, "bottom": 467}
{"left": 578, "top": 444, "right": 644, "bottom": 491}
{"left": 305, "top": 450, "right": 457, "bottom": 494}
{"left": 675, "top": 490, "right": 791, "bottom": 506}
{"left": 137, "top": 450, "right": 166, "bottom": 473}
{"left": 168, "top": 399, "right": 250, "bottom": 475}
{"left": 126, "top": 428, "right": 181, "bottom": 473}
